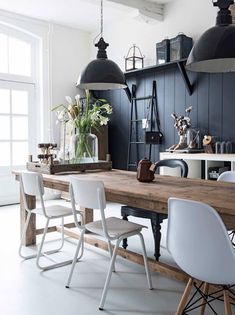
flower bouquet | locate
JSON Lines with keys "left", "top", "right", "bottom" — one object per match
{"left": 53, "top": 91, "right": 112, "bottom": 163}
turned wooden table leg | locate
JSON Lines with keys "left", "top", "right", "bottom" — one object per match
{"left": 80, "top": 207, "right": 93, "bottom": 224}
{"left": 20, "top": 189, "right": 36, "bottom": 246}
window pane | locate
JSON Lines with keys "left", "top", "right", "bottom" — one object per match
{"left": 12, "top": 90, "right": 28, "bottom": 114}
{"left": 12, "top": 142, "right": 28, "bottom": 165}
{"left": 0, "top": 89, "right": 10, "bottom": 114}
{"left": 0, "top": 142, "right": 10, "bottom": 166}
{"left": 0, "top": 115, "right": 10, "bottom": 140}
{"left": 9, "top": 37, "right": 31, "bottom": 76}
{"left": 0, "top": 33, "right": 8, "bottom": 73}
{"left": 12, "top": 116, "right": 28, "bottom": 140}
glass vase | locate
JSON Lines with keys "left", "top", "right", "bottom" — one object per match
{"left": 70, "top": 131, "right": 98, "bottom": 163}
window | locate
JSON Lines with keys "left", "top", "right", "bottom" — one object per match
{"left": 0, "top": 24, "right": 40, "bottom": 205}
{"left": 0, "top": 83, "right": 35, "bottom": 169}
{"left": 0, "top": 33, "right": 31, "bottom": 76}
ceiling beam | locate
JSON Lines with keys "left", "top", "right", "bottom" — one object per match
{"left": 107, "top": 0, "right": 164, "bottom": 21}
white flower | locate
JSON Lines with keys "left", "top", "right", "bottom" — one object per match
{"left": 90, "top": 112, "right": 99, "bottom": 121}
{"left": 100, "top": 116, "right": 109, "bottom": 126}
{"left": 65, "top": 96, "right": 73, "bottom": 104}
{"left": 102, "top": 104, "right": 112, "bottom": 114}
{"left": 75, "top": 94, "right": 80, "bottom": 105}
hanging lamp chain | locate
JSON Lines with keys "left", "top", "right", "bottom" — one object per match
{"left": 101, "top": 0, "right": 103, "bottom": 38}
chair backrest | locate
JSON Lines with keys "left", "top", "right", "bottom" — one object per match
{"left": 155, "top": 159, "right": 188, "bottom": 178}
{"left": 20, "top": 171, "right": 44, "bottom": 196}
{"left": 69, "top": 177, "right": 109, "bottom": 238}
{"left": 20, "top": 171, "right": 45, "bottom": 213}
{"left": 69, "top": 177, "right": 106, "bottom": 210}
{"left": 217, "top": 171, "right": 235, "bottom": 182}
{"left": 167, "top": 197, "right": 235, "bottom": 285}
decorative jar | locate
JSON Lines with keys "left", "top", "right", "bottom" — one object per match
{"left": 70, "top": 131, "right": 98, "bottom": 163}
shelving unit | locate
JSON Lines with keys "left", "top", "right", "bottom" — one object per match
{"left": 159, "top": 152, "right": 235, "bottom": 180}
{"left": 124, "top": 58, "right": 193, "bottom": 102}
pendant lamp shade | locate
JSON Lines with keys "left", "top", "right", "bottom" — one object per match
{"left": 186, "top": 0, "right": 235, "bottom": 73}
{"left": 77, "top": 56, "right": 127, "bottom": 90}
{"left": 77, "top": 0, "right": 126, "bottom": 90}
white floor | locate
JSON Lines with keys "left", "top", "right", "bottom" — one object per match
{"left": 0, "top": 200, "right": 230, "bottom": 315}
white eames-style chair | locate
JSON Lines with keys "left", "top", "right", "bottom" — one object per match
{"left": 66, "top": 177, "right": 152, "bottom": 310}
{"left": 167, "top": 197, "right": 235, "bottom": 315}
{"left": 19, "top": 171, "right": 83, "bottom": 271}
{"left": 218, "top": 171, "right": 235, "bottom": 183}
{"left": 218, "top": 171, "right": 235, "bottom": 245}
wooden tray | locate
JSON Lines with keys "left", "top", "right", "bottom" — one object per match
{"left": 26, "top": 160, "right": 112, "bottom": 174}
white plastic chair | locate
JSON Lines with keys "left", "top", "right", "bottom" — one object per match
{"left": 218, "top": 170, "right": 235, "bottom": 182}
{"left": 218, "top": 171, "right": 235, "bottom": 245}
{"left": 19, "top": 171, "right": 83, "bottom": 271}
{"left": 66, "top": 177, "right": 152, "bottom": 310}
{"left": 167, "top": 197, "right": 235, "bottom": 315}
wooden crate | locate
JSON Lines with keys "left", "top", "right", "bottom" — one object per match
{"left": 26, "top": 160, "right": 112, "bottom": 174}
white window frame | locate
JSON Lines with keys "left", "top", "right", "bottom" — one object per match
{"left": 0, "top": 23, "right": 41, "bottom": 204}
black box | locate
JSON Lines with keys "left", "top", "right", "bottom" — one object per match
{"left": 145, "top": 131, "right": 163, "bottom": 145}
{"left": 156, "top": 39, "right": 170, "bottom": 65}
{"left": 170, "top": 33, "right": 193, "bottom": 61}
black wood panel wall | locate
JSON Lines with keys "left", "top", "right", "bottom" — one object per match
{"left": 99, "top": 66, "right": 235, "bottom": 170}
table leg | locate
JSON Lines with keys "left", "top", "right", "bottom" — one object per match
{"left": 151, "top": 213, "right": 166, "bottom": 261}
{"left": 122, "top": 214, "right": 129, "bottom": 249}
{"left": 80, "top": 207, "right": 93, "bottom": 224}
{"left": 20, "top": 189, "right": 36, "bottom": 246}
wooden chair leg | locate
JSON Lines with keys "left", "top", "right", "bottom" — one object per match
{"left": 176, "top": 277, "right": 193, "bottom": 315}
{"left": 200, "top": 282, "right": 209, "bottom": 315}
{"left": 224, "top": 289, "right": 232, "bottom": 315}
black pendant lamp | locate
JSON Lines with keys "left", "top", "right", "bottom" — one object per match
{"left": 77, "top": 0, "right": 126, "bottom": 90}
{"left": 186, "top": 0, "right": 235, "bottom": 73}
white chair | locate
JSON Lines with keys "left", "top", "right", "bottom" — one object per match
{"left": 167, "top": 197, "right": 235, "bottom": 315}
{"left": 66, "top": 177, "right": 152, "bottom": 310}
{"left": 218, "top": 171, "right": 235, "bottom": 183}
{"left": 19, "top": 171, "right": 83, "bottom": 271}
{"left": 218, "top": 171, "right": 235, "bottom": 245}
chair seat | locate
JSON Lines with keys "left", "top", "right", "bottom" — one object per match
{"left": 32, "top": 205, "right": 74, "bottom": 218}
{"left": 85, "top": 216, "right": 146, "bottom": 239}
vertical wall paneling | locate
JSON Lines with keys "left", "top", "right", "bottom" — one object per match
{"left": 185, "top": 71, "right": 198, "bottom": 130}
{"left": 208, "top": 73, "right": 223, "bottom": 141}
{"left": 197, "top": 73, "right": 209, "bottom": 136}
{"left": 222, "top": 73, "right": 235, "bottom": 151}
{"left": 154, "top": 71, "right": 165, "bottom": 161}
{"left": 101, "top": 67, "right": 235, "bottom": 170}
{"left": 163, "top": 70, "right": 175, "bottom": 151}
{"left": 174, "top": 68, "right": 187, "bottom": 143}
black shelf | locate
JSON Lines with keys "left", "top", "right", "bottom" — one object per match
{"left": 124, "top": 58, "right": 187, "bottom": 76}
{"left": 124, "top": 58, "right": 193, "bottom": 99}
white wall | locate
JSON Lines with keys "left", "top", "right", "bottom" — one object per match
{"left": 91, "top": 0, "right": 218, "bottom": 70}
{"left": 0, "top": 9, "right": 91, "bottom": 144}
{"left": 49, "top": 23, "right": 91, "bottom": 143}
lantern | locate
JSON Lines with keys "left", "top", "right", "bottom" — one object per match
{"left": 125, "top": 44, "right": 144, "bottom": 71}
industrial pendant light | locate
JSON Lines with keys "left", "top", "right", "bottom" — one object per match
{"left": 77, "top": 0, "right": 127, "bottom": 90}
{"left": 186, "top": 0, "right": 235, "bottom": 73}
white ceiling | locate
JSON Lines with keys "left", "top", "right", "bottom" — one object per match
{"left": 0, "top": 0, "right": 175, "bottom": 32}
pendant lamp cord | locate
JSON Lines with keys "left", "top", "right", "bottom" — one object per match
{"left": 93, "top": 0, "right": 104, "bottom": 44}
{"left": 101, "top": 0, "right": 103, "bottom": 37}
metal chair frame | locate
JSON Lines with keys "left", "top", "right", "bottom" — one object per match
{"left": 19, "top": 171, "right": 83, "bottom": 271}
{"left": 66, "top": 177, "right": 152, "bottom": 310}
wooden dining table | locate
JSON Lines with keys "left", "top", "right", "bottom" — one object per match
{"left": 14, "top": 169, "right": 235, "bottom": 283}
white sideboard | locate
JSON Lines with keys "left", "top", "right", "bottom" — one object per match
{"left": 159, "top": 152, "right": 235, "bottom": 179}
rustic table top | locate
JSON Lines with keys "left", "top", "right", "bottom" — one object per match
{"left": 14, "top": 169, "right": 235, "bottom": 217}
